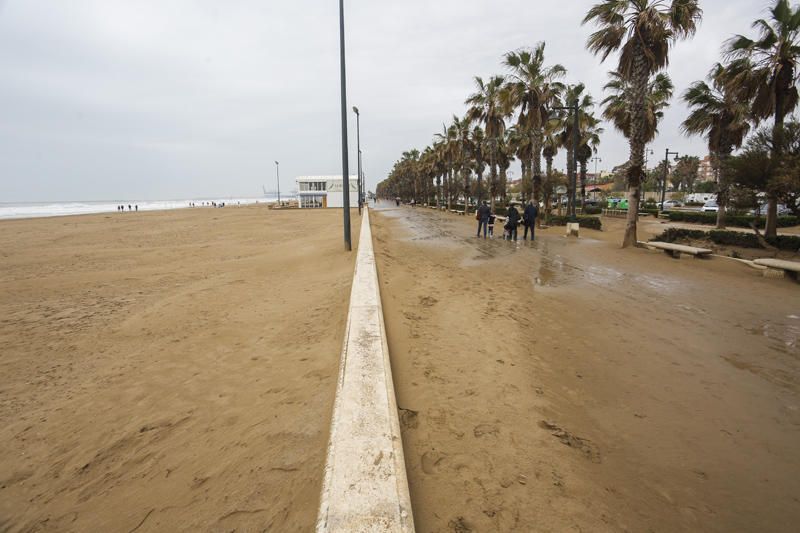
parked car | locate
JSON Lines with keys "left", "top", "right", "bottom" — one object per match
{"left": 748, "top": 203, "right": 793, "bottom": 216}
{"left": 701, "top": 200, "right": 719, "bottom": 212}
{"left": 659, "top": 199, "right": 683, "bottom": 210}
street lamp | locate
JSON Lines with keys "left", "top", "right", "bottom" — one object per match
{"left": 590, "top": 156, "right": 602, "bottom": 183}
{"left": 274, "top": 161, "right": 280, "bottom": 205}
{"left": 661, "top": 148, "right": 679, "bottom": 209}
{"left": 352, "top": 106, "right": 362, "bottom": 215}
{"left": 338, "top": 0, "right": 351, "bottom": 251}
{"left": 553, "top": 99, "right": 580, "bottom": 221}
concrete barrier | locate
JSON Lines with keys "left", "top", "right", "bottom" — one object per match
{"left": 316, "top": 207, "right": 415, "bottom": 532}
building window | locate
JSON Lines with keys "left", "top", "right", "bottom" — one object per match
{"left": 300, "top": 181, "right": 326, "bottom": 192}
{"left": 300, "top": 195, "right": 324, "bottom": 208}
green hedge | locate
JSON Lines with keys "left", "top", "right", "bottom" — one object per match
{"left": 653, "top": 228, "right": 800, "bottom": 251}
{"left": 546, "top": 215, "right": 602, "bottom": 230}
{"left": 583, "top": 206, "right": 602, "bottom": 215}
{"left": 667, "top": 211, "right": 799, "bottom": 228}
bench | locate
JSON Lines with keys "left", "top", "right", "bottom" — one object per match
{"left": 645, "top": 241, "right": 713, "bottom": 259}
{"left": 753, "top": 258, "right": 800, "bottom": 280}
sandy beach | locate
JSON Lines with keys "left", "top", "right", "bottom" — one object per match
{"left": 0, "top": 205, "right": 359, "bottom": 532}
{"left": 372, "top": 203, "right": 800, "bottom": 532}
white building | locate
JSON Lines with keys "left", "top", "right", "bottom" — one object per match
{"left": 296, "top": 176, "right": 358, "bottom": 208}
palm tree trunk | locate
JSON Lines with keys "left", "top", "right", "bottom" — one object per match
{"left": 477, "top": 167, "right": 484, "bottom": 203}
{"left": 446, "top": 169, "right": 452, "bottom": 210}
{"left": 579, "top": 159, "right": 588, "bottom": 209}
{"left": 544, "top": 155, "right": 554, "bottom": 219}
{"left": 566, "top": 146, "right": 575, "bottom": 214}
{"left": 715, "top": 151, "right": 728, "bottom": 229}
{"left": 489, "top": 163, "right": 498, "bottom": 211}
{"left": 532, "top": 136, "right": 542, "bottom": 209}
{"left": 622, "top": 51, "right": 649, "bottom": 248}
{"left": 463, "top": 168, "right": 470, "bottom": 215}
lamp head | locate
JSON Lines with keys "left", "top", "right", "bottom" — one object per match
{"left": 352, "top": 106, "right": 359, "bottom": 115}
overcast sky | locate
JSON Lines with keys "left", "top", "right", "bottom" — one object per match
{"left": 0, "top": 0, "right": 769, "bottom": 202}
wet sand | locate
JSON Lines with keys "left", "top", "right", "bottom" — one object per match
{"left": 0, "top": 206, "right": 359, "bottom": 532}
{"left": 372, "top": 203, "right": 800, "bottom": 532}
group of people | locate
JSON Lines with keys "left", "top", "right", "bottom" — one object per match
{"left": 476, "top": 200, "right": 538, "bottom": 242}
{"left": 117, "top": 204, "right": 137, "bottom": 212}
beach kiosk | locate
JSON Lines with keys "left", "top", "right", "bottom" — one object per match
{"left": 296, "top": 176, "right": 358, "bottom": 209}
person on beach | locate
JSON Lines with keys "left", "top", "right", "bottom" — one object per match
{"left": 135, "top": 205, "right": 138, "bottom": 212}
{"left": 523, "top": 199, "right": 538, "bottom": 241}
{"left": 506, "top": 202, "right": 520, "bottom": 242}
{"left": 476, "top": 200, "right": 491, "bottom": 239}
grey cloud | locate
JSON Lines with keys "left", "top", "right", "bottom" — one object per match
{"left": 0, "top": 0, "right": 769, "bottom": 201}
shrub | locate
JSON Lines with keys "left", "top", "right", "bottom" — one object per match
{"left": 583, "top": 206, "right": 602, "bottom": 215}
{"left": 546, "top": 215, "right": 602, "bottom": 230}
{"left": 651, "top": 228, "right": 800, "bottom": 251}
{"left": 666, "top": 211, "right": 799, "bottom": 228}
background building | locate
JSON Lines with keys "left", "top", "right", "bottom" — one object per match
{"left": 698, "top": 155, "right": 716, "bottom": 182}
{"left": 296, "top": 176, "right": 358, "bottom": 208}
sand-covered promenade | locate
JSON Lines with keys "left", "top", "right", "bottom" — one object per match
{"left": 372, "top": 203, "right": 800, "bottom": 532}
{"left": 0, "top": 205, "right": 359, "bottom": 532}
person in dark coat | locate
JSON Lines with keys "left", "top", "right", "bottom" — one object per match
{"left": 476, "top": 200, "right": 491, "bottom": 238}
{"left": 523, "top": 199, "right": 538, "bottom": 241}
{"left": 506, "top": 203, "right": 520, "bottom": 241}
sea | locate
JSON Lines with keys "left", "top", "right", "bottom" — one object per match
{"left": 0, "top": 197, "right": 286, "bottom": 220}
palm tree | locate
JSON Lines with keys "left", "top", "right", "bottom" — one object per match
{"left": 453, "top": 115, "right": 473, "bottom": 213}
{"left": 541, "top": 117, "right": 562, "bottom": 218}
{"left": 507, "top": 125, "right": 533, "bottom": 201}
{"left": 558, "top": 83, "right": 596, "bottom": 215}
{"left": 601, "top": 70, "right": 674, "bottom": 142}
{"left": 470, "top": 126, "right": 487, "bottom": 202}
{"left": 682, "top": 63, "right": 751, "bottom": 228}
{"left": 434, "top": 120, "right": 459, "bottom": 210}
{"left": 466, "top": 75, "right": 508, "bottom": 210}
{"left": 725, "top": 0, "right": 800, "bottom": 237}
{"left": 575, "top": 114, "right": 604, "bottom": 208}
{"left": 584, "top": 0, "right": 702, "bottom": 247}
{"left": 502, "top": 43, "right": 566, "bottom": 207}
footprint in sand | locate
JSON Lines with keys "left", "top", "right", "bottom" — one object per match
{"left": 421, "top": 451, "right": 448, "bottom": 474}
{"left": 538, "top": 420, "right": 601, "bottom": 463}
{"left": 473, "top": 424, "right": 499, "bottom": 438}
{"left": 399, "top": 408, "right": 419, "bottom": 430}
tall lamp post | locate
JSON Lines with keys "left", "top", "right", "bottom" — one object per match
{"left": 352, "top": 106, "right": 362, "bottom": 215}
{"left": 661, "top": 149, "right": 679, "bottom": 209}
{"left": 274, "top": 161, "right": 281, "bottom": 205}
{"left": 553, "top": 99, "right": 580, "bottom": 221}
{"left": 338, "top": 0, "right": 351, "bottom": 251}
{"left": 590, "top": 156, "right": 602, "bottom": 184}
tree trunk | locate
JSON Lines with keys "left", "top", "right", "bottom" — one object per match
{"left": 622, "top": 50, "right": 649, "bottom": 248}
{"left": 532, "top": 135, "right": 543, "bottom": 216}
{"left": 544, "top": 155, "right": 554, "bottom": 219}
{"left": 579, "top": 159, "right": 587, "bottom": 209}
{"left": 463, "top": 167, "right": 471, "bottom": 215}
{"left": 446, "top": 169, "right": 452, "bottom": 210}
{"left": 566, "top": 146, "right": 575, "bottom": 215}
{"left": 477, "top": 166, "right": 484, "bottom": 204}
{"left": 489, "top": 163, "right": 498, "bottom": 211}
{"left": 715, "top": 150, "right": 728, "bottom": 229}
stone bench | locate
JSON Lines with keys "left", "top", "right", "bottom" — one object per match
{"left": 645, "top": 241, "right": 713, "bottom": 259}
{"left": 753, "top": 258, "right": 800, "bottom": 280}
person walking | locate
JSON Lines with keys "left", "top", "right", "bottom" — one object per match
{"left": 476, "top": 200, "right": 491, "bottom": 239}
{"left": 506, "top": 202, "right": 520, "bottom": 242}
{"left": 523, "top": 199, "right": 538, "bottom": 241}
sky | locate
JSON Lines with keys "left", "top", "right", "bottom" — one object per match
{"left": 0, "top": 0, "right": 769, "bottom": 202}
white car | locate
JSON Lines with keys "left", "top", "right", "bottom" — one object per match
{"left": 701, "top": 200, "right": 719, "bottom": 212}
{"left": 659, "top": 200, "right": 683, "bottom": 210}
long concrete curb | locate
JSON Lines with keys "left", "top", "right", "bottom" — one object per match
{"left": 316, "top": 207, "right": 415, "bottom": 532}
